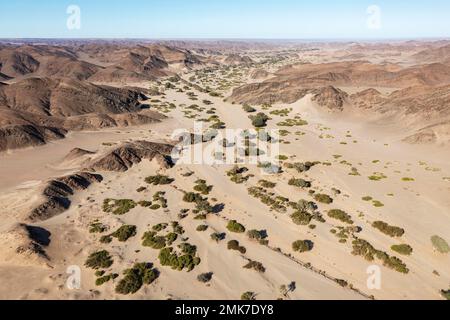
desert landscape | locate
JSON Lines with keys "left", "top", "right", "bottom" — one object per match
{"left": 0, "top": 38, "right": 449, "bottom": 301}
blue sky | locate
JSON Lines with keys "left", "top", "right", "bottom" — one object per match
{"left": 0, "top": 0, "right": 449, "bottom": 39}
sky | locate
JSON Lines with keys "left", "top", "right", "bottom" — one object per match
{"left": 0, "top": 0, "right": 449, "bottom": 39}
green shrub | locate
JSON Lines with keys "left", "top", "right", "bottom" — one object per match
{"left": 291, "top": 211, "right": 312, "bottom": 225}
{"left": 85, "top": 250, "right": 113, "bottom": 270}
{"left": 431, "top": 235, "right": 450, "bottom": 253}
{"left": 115, "top": 263, "right": 159, "bottom": 295}
{"left": 243, "top": 260, "right": 266, "bottom": 273}
{"left": 314, "top": 193, "right": 333, "bottom": 204}
{"left": 227, "top": 220, "right": 246, "bottom": 233}
{"left": 100, "top": 235, "right": 112, "bottom": 244}
{"left": 249, "top": 112, "right": 270, "bottom": 128}
{"left": 96, "top": 273, "right": 119, "bottom": 286}
{"left": 103, "top": 199, "right": 137, "bottom": 215}
{"left": 196, "top": 225, "right": 208, "bottom": 232}
{"left": 158, "top": 247, "right": 201, "bottom": 272}
{"left": 391, "top": 244, "right": 413, "bottom": 255}
{"left": 258, "top": 180, "right": 276, "bottom": 188}
{"left": 352, "top": 238, "right": 409, "bottom": 274}
{"left": 145, "top": 175, "right": 174, "bottom": 185}
{"left": 288, "top": 178, "right": 311, "bottom": 188}
{"left": 372, "top": 221, "right": 404, "bottom": 237}
{"left": 292, "top": 240, "right": 313, "bottom": 253}
{"left": 142, "top": 231, "right": 166, "bottom": 249}
{"left": 227, "top": 240, "right": 246, "bottom": 254}
{"left": 193, "top": 179, "right": 213, "bottom": 195}
{"left": 152, "top": 223, "right": 168, "bottom": 232}
{"left": 138, "top": 201, "right": 152, "bottom": 207}
{"left": 328, "top": 209, "right": 354, "bottom": 224}
{"left": 111, "top": 225, "right": 137, "bottom": 242}
{"left": 89, "top": 222, "right": 107, "bottom": 234}
{"left": 210, "top": 232, "right": 226, "bottom": 242}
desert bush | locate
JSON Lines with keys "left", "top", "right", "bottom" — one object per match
{"left": 158, "top": 247, "right": 201, "bottom": 272}
{"left": 89, "top": 222, "right": 107, "bottom": 234}
{"left": 441, "top": 289, "right": 450, "bottom": 300}
{"left": 85, "top": 250, "right": 113, "bottom": 270}
{"left": 328, "top": 209, "right": 354, "bottom": 224}
{"left": 314, "top": 193, "right": 333, "bottom": 204}
{"left": 391, "top": 244, "right": 413, "bottom": 255}
{"left": 431, "top": 235, "right": 450, "bottom": 253}
{"left": 291, "top": 211, "right": 313, "bottom": 226}
{"left": 284, "top": 161, "right": 317, "bottom": 173}
{"left": 243, "top": 104, "right": 256, "bottom": 113}
{"left": 288, "top": 178, "right": 311, "bottom": 188}
{"left": 196, "top": 225, "right": 208, "bottom": 232}
{"left": 372, "top": 221, "right": 405, "bottom": 237}
{"left": 152, "top": 223, "right": 168, "bottom": 232}
{"left": 227, "top": 240, "right": 246, "bottom": 254}
{"left": 244, "top": 260, "right": 265, "bottom": 273}
{"left": 144, "top": 175, "right": 174, "bottom": 185}
{"left": 227, "top": 220, "right": 246, "bottom": 233}
{"left": 352, "top": 238, "right": 409, "bottom": 274}
{"left": 111, "top": 225, "right": 137, "bottom": 242}
{"left": 241, "top": 291, "right": 256, "bottom": 300}
{"left": 249, "top": 112, "right": 270, "bottom": 128}
{"left": 166, "top": 232, "right": 178, "bottom": 245}
{"left": 292, "top": 240, "right": 314, "bottom": 253}
{"left": 210, "top": 232, "right": 226, "bottom": 242}
{"left": 136, "top": 187, "right": 147, "bottom": 193}
{"left": 142, "top": 231, "right": 166, "bottom": 249}
{"left": 115, "top": 263, "right": 159, "bottom": 295}
{"left": 258, "top": 180, "right": 276, "bottom": 188}
{"left": 138, "top": 201, "right": 152, "bottom": 207}
{"left": 183, "top": 192, "right": 204, "bottom": 203}
{"left": 197, "top": 272, "right": 213, "bottom": 283}
{"left": 103, "top": 199, "right": 137, "bottom": 215}
{"left": 247, "top": 229, "right": 267, "bottom": 241}
{"left": 193, "top": 179, "right": 213, "bottom": 195}
{"left": 100, "top": 235, "right": 112, "bottom": 244}
{"left": 96, "top": 273, "right": 119, "bottom": 286}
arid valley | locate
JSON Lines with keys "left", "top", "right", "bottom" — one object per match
{"left": 0, "top": 39, "right": 449, "bottom": 300}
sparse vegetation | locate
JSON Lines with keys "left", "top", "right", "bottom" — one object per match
{"left": 288, "top": 178, "right": 311, "bottom": 188}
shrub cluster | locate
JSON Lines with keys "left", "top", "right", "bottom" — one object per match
{"left": 352, "top": 238, "right": 409, "bottom": 274}
{"left": 372, "top": 221, "right": 405, "bottom": 237}
{"left": 391, "top": 244, "right": 413, "bottom": 255}
{"left": 158, "top": 247, "right": 201, "bottom": 272}
{"left": 328, "top": 209, "right": 354, "bottom": 224}
{"left": 85, "top": 250, "right": 113, "bottom": 270}
{"left": 115, "top": 263, "right": 159, "bottom": 295}
{"left": 111, "top": 225, "right": 137, "bottom": 242}
{"left": 103, "top": 199, "right": 137, "bottom": 215}
{"left": 144, "top": 175, "right": 174, "bottom": 185}
{"left": 288, "top": 178, "right": 311, "bottom": 188}
{"left": 249, "top": 112, "right": 270, "bottom": 128}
